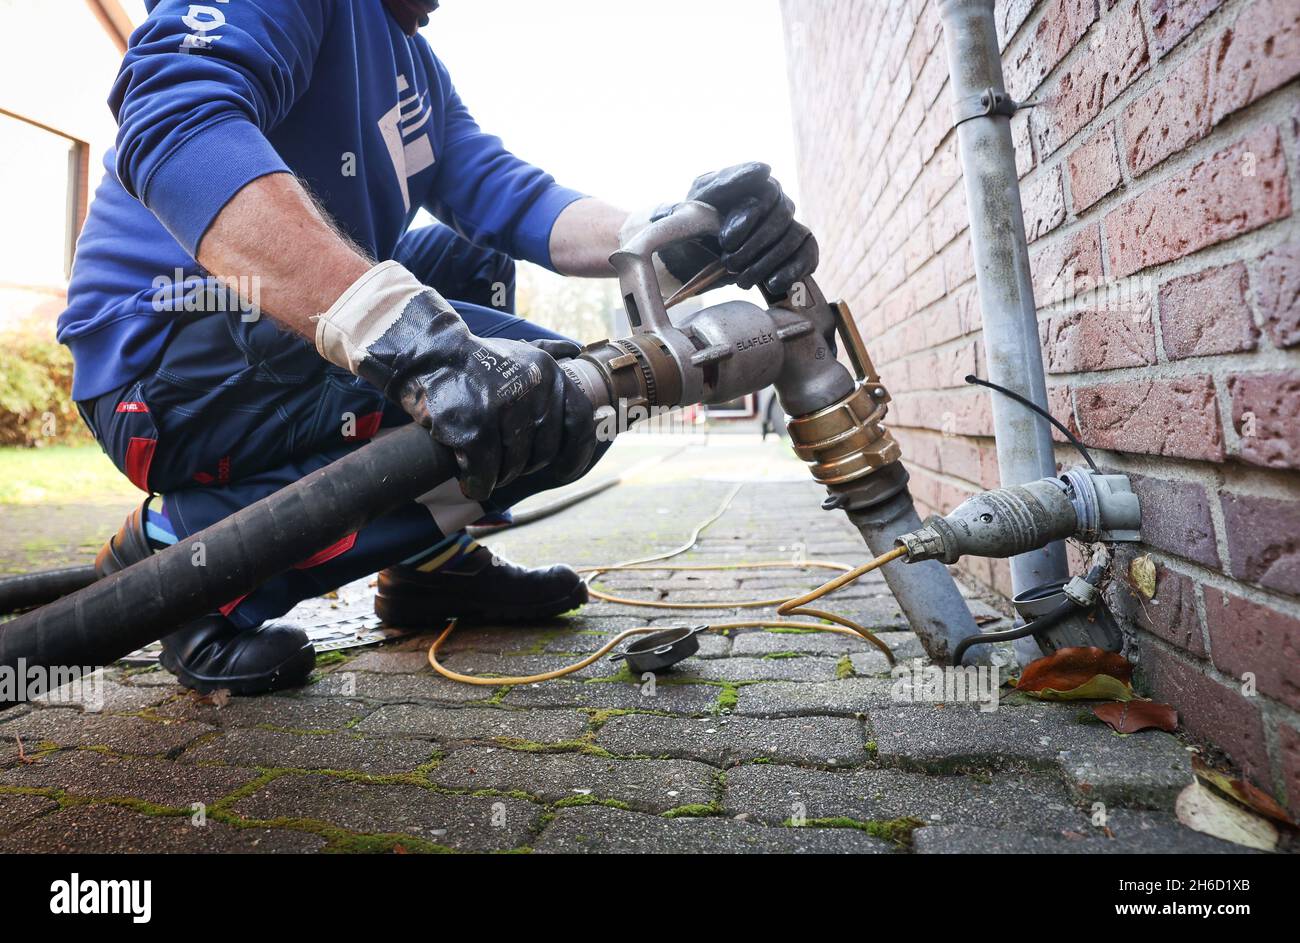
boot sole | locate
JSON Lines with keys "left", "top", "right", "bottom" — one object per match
{"left": 375, "top": 582, "right": 588, "bottom": 628}
{"left": 160, "top": 643, "right": 317, "bottom": 696}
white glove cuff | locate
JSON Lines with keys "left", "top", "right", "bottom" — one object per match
{"left": 314, "top": 260, "right": 428, "bottom": 373}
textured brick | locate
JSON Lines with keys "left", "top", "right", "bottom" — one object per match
{"left": 1041, "top": 304, "right": 1156, "bottom": 373}
{"left": 596, "top": 713, "right": 868, "bottom": 767}
{"left": 232, "top": 774, "right": 541, "bottom": 852}
{"left": 1203, "top": 587, "right": 1300, "bottom": 710}
{"left": 1280, "top": 722, "right": 1300, "bottom": 810}
{"left": 1209, "top": 0, "right": 1300, "bottom": 126}
{"left": 1104, "top": 125, "right": 1292, "bottom": 277}
{"left": 1122, "top": 42, "right": 1213, "bottom": 176}
{"left": 1031, "top": 224, "right": 1105, "bottom": 306}
{"left": 1059, "top": 731, "right": 1194, "bottom": 807}
{"left": 1256, "top": 237, "right": 1300, "bottom": 348}
{"left": 1022, "top": 163, "right": 1067, "bottom": 242}
{"left": 1031, "top": 0, "right": 1151, "bottom": 156}
{"left": 1067, "top": 123, "right": 1122, "bottom": 211}
{"left": 723, "top": 762, "right": 1085, "bottom": 831}
{"left": 1158, "top": 262, "right": 1258, "bottom": 359}
{"left": 536, "top": 805, "right": 893, "bottom": 854}
{"left": 870, "top": 702, "right": 1119, "bottom": 771}
{"left": 0, "top": 751, "right": 256, "bottom": 808}
{"left": 355, "top": 705, "right": 588, "bottom": 744}
{"left": 1141, "top": 642, "right": 1270, "bottom": 779}
{"left": 1110, "top": 556, "right": 1207, "bottom": 655}
{"left": 891, "top": 388, "right": 994, "bottom": 437}
{"left": 181, "top": 728, "right": 436, "bottom": 775}
{"left": 1012, "top": 109, "right": 1035, "bottom": 177}
{"left": 997, "top": 0, "right": 1037, "bottom": 50}
{"left": 1228, "top": 371, "right": 1300, "bottom": 469}
{"left": 0, "top": 804, "right": 325, "bottom": 854}
{"left": 930, "top": 182, "right": 969, "bottom": 252}
{"left": 0, "top": 710, "right": 211, "bottom": 756}
{"left": 1123, "top": 473, "right": 1220, "bottom": 567}
{"left": 1220, "top": 491, "right": 1300, "bottom": 595}
{"left": 427, "top": 747, "right": 718, "bottom": 813}
{"left": 1149, "top": 0, "right": 1223, "bottom": 59}
{"left": 913, "top": 813, "right": 1249, "bottom": 853}
{"left": 1006, "top": 0, "right": 1098, "bottom": 100}
{"left": 1074, "top": 375, "right": 1224, "bottom": 460}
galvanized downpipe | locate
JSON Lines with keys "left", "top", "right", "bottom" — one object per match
{"left": 936, "top": 0, "right": 1069, "bottom": 658}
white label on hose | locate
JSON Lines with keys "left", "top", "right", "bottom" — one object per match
{"left": 416, "top": 477, "right": 485, "bottom": 534}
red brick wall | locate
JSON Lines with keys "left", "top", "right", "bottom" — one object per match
{"left": 780, "top": 0, "right": 1299, "bottom": 808}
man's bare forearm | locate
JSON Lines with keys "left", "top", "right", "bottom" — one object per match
{"left": 548, "top": 197, "right": 630, "bottom": 277}
{"left": 196, "top": 173, "right": 373, "bottom": 338}
{"left": 199, "top": 181, "right": 630, "bottom": 333}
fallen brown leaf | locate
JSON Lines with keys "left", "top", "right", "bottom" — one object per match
{"left": 1016, "top": 647, "right": 1134, "bottom": 696}
{"left": 1092, "top": 700, "right": 1178, "bottom": 733}
{"left": 1193, "top": 757, "right": 1295, "bottom": 827}
{"left": 195, "top": 688, "right": 232, "bottom": 708}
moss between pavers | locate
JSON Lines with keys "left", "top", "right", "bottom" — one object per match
{"left": 784, "top": 815, "right": 925, "bottom": 849}
{"left": 760, "top": 652, "right": 804, "bottom": 660}
{"left": 661, "top": 802, "right": 723, "bottom": 818}
{"left": 835, "top": 655, "right": 855, "bottom": 680}
{"left": 312, "top": 651, "right": 351, "bottom": 669}
{"left": 553, "top": 794, "right": 632, "bottom": 812}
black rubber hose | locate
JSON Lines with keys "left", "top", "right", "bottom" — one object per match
{"left": 949, "top": 563, "right": 1108, "bottom": 665}
{"left": 0, "top": 425, "right": 454, "bottom": 703}
{"left": 0, "top": 565, "right": 98, "bottom": 614}
{"left": 950, "top": 597, "right": 1077, "bottom": 666}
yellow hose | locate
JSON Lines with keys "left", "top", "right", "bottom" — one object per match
{"left": 427, "top": 484, "right": 909, "bottom": 685}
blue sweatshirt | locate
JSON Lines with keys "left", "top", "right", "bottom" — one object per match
{"left": 59, "top": 0, "right": 585, "bottom": 401}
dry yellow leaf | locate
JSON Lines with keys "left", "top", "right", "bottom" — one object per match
{"left": 1130, "top": 554, "right": 1156, "bottom": 599}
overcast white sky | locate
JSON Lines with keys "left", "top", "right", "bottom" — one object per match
{"left": 423, "top": 0, "right": 800, "bottom": 209}
{"left": 118, "top": 0, "right": 800, "bottom": 207}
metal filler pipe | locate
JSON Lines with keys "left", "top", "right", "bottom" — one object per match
{"left": 936, "top": 0, "right": 1070, "bottom": 635}
{"left": 578, "top": 203, "right": 985, "bottom": 664}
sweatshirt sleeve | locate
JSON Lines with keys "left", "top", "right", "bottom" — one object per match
{"left": 423, "top": 58, "right": 586, "bottom": 271}
{"left": 110, "top": 0, "right": 332, "bottom": 256}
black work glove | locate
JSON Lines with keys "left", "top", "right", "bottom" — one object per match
{"left": 316, "top": 263, "right": 597, "bottom": 502}
{"left": 653, "top": 162, "right": 819, "bottom": 297}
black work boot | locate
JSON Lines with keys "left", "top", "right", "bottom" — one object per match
{"left": 375, "top": 541, "right": 587, "bottom": 626}
{"left": 96, "top": 501, "right": 315, "bottom": 695}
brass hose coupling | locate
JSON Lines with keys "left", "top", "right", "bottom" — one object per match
{"left": 785, "top": 300, "right": 901, "bottom": 490}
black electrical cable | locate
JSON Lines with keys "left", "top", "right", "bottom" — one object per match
{"left": 950, "top": 597, "right": 1077, "bottom": 666}
{"left": 950, "top": 562, "right": 1108, "bottom": 665}
{"left": 964, "top": 374, "right": 1098, "bottom": 472}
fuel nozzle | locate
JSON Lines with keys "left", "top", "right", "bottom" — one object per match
{"left": 894, "top": 467, "right": 1141, "bottom": 565}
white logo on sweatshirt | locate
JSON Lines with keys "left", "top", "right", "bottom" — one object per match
{"left": 178, "top": 1, "right": 229, "bottom": 53}
{"left": 378, "top": 73, "right": 435, "bottom": 210}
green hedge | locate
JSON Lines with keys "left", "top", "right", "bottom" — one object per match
{"left": 0, "top": 334, "right": 91, "bottom": 447}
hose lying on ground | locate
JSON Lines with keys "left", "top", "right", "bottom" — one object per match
{"left": 427, "top": 484, "right": 909, "bottom": 685}
{"left": 0, "top": 439, "right": 912, "bottom": 694}
{"left": 0, "top": 565, "right": 98, "bottom": 615}
{"left": 0, "top": 425, "right": 455, "bottom": 701}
